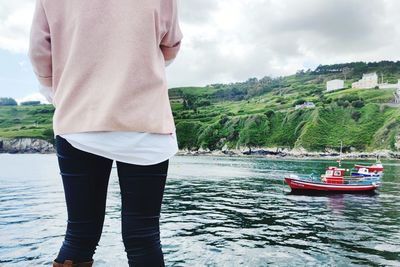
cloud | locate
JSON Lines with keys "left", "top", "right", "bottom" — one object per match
{"left": 1, "top": 0, "right": 400, "bottom": 90}
{"left": 178, "top": 0, "right": 219, "bottom": 24}
{"left": 15, "top": 91, "right": 49, "bottom": 104}
{"left": 0, "top": 0, "right": 34, "bottom": 54}
{"left": 167, "top": 0, "right": 400, "bottom": 87}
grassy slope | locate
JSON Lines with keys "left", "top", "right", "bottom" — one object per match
{"left": 0, "top": 105, "right": 54, "bottom": 143}
{"left": 169, "top": 67, "right": 399, "bottom": 151}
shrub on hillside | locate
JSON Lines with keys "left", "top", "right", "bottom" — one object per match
{"left": 43, "top": 128, "right": 55, "bottom": 144}
{"left": 292, "top": 99, "right": 306, "bottom": 107}
{"left": 352, "top": 100, "right": 365, "bottom": 108}
{"left": 264, "top": 109, "right": 275, "bottom": 118}
{"left": 219, "top": 115, "right": 229, "bottom": 125}
{"left": 195, "top": 99, "right": 211, "bottom": 107}
{"left": 351, "top": 111, "right": 361, "bottom": 121}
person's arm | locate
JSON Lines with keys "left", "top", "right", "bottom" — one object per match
{"left": 160, "top": 0, "right": 183, "bottom": 63}
{"left": 28, "top": 0, "right": 52, "bottom": 87}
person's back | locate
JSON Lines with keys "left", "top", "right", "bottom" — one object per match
{"left": 29, "top": 0, "right": 182, "bottom": 135}
{"left": 28, "top": 1, "right": 183, "bottom": 266}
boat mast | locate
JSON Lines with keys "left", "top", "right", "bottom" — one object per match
{"left": 338, "top": 141, "right": 343, "bottom": 167}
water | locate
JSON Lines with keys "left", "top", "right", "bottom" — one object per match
{"left": 0, "top": 154, "right": 399, "bottom": 266}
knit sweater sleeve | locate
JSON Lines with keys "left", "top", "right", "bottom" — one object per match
{"left": 160, "top": 0, "right": 183, "bottom": 61}
{"left": 28, "top": 0, "right": 52, "bottom": 87}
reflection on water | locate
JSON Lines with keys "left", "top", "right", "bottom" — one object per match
{"left": 0, "top": 154, "right": 399, "bottom": 266}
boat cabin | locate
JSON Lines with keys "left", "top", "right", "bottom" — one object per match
{"left": 354, "top": 163, "right": 383, "bottom": 173}
{"left": 321, "top": 167, "right": 345, "bottom": 184}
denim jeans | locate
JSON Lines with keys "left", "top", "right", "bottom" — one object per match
{"left": 54, "top": 135, "right": 168, "bottom": 266}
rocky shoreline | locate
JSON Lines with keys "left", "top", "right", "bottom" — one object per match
{"left": 176, "top": 148, "right": 400, "bottom": 160}
{"left": 0, "top": 137, "right": 55, "bottom": 153}
{"left": 1, "top": 137, "right": 399, "bottom": 160}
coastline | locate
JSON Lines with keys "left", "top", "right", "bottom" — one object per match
{"left": 1, "top": 137, "right": 399, "bottom": 160}
{"left": 176, "top": 148, "right": 400, "bottom": 160}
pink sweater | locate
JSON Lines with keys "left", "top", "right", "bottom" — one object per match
{"left": 28, "top": 0, "right": 183, "bottom": 135}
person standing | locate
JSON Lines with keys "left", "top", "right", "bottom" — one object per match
{"left": 28, "top": 0, "right": 183, "bottom": 266}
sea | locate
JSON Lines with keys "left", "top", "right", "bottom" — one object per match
{"left": 0, "top": 154, "right": 399, "bottom": 266}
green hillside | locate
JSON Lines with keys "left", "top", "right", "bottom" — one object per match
{"left": 1, "top": 61, "right": 400, "bottom": 152}
{"left": 0, "top": 104, "right": 54, "bottom": 142}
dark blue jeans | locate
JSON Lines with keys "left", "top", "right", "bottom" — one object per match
{"left": 54, "top": 135, "right": 168, "bottom": 266}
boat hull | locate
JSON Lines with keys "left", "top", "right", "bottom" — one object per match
{"left": 351, "top": 172, "right": 381, "bottom": 178}
{"left": 284, "top": 177, "right": 380, "bottom": 193}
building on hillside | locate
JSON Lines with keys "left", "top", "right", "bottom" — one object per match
{"left": 295, "top": 102, "right": 315, "bottom": 110}
{"left": 395, "top": 80, "right": 400, "bottom": 104}
{"left": 326, "top": 79, "right": 345, "bottom": 92}
{"left": 352, "top": 72, "right": 378, "bottom": 89}
{"left": 379, "top": 79, "right": 400, "bottom": 89}
{"left": 379, "top": 83, "right": 398, "bottom": 89}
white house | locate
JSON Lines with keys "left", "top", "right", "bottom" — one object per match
{"left": 352, "top": 72, "right": 378, "bottom": 89}
{"left": 395, "top": 80, "right": 400, "bottom": 104}
{"left": 379, "top": 79, "right": 400, "bottom": 89}
{"left": 379, "top": 83, "right": 398, "bottom": 89}
{"left": 295, "top": 102, "right": 315, "bottom": 110}
{"left": 326, "top": 79, "right": 344, "bottom": 92}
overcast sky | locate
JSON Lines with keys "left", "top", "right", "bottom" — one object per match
{"left": 0, "top": 0, "right": 399, "bottom": 103}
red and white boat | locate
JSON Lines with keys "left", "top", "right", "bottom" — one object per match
{"left": 284, "top": 166, "right": 381, "bottom": 193}
{"left": 354, "top": 163, "right": 383, "bottom": 173}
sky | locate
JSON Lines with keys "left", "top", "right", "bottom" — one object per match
{"left": 0, "top": 0, "right": 400, "bottom": 103}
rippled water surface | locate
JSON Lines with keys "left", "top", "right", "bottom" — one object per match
{"left": 0, "top": 154, "right": 399, "bottom": 266}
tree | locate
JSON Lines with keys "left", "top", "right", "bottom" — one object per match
{"left": 21, "top": 101, "right": 41, "bottom": 106}
{"left": 175, "top": 121, "right": 203, "bottom": 150}
{"left": 342, "top": 67, "right": 352, "bottom": 81}
{"left": 0, "top": 97, "right": 17, "bottom": 106}
{"left": 198, "top": 122, "right": 222, "bottom": 151}
{"left": 181, "top": 94, "right": 195, "bottom": 110}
